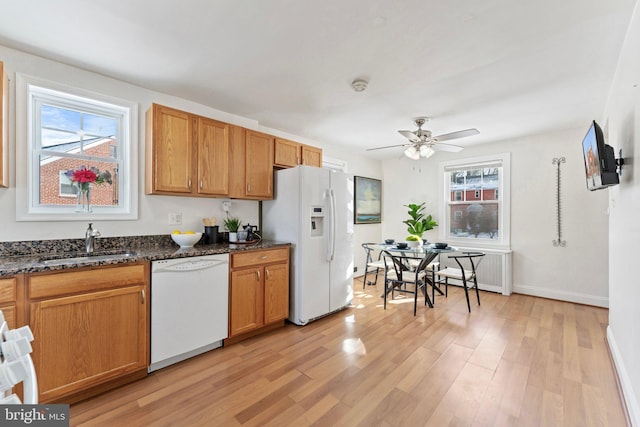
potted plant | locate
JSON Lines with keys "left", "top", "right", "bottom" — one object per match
{"left": 403, "top": 202, "right": 438, "bottom": 245}
{"left": 224, "top": 216, "right": 241, "bottom": 242}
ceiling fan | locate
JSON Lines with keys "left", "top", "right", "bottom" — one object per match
{"left": 367, "top": 117, "right": 479, "bottom": 159}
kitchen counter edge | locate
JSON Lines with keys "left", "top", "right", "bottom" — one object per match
{"left": 0, "top": 241, "right": 292, "bottom": 277}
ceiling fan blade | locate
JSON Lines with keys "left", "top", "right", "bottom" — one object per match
{"left": 398, "top": 130, "right": 421, "bottom": 143}
{"left": 432, "top": 143, "right": 464, "bottom": 152}
{"left": 366, "top": 143, "right": 410, "bottom": 151}
{"left": 434, "top": 128, "right": 479, "bottom": 142}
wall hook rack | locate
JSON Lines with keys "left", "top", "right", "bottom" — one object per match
{"left": 552, "top": 157, "right": 566, "bottom": 247}
{"left": 616, "top": 149, "right": 625, "bottom": 175}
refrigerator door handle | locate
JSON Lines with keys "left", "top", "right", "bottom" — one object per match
{"left": 328, "top": 188, "right": 337, "bottom": 261}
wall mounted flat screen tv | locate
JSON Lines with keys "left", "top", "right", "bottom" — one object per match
{"left": 582, "top": 120, "right": 619, "bottom": 191}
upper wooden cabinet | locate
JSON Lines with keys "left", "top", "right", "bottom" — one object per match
{"left": 229, "top": 126, "right": 274, "bottom": 200}
{"left": 197, "top": 116, "right": 230, "bottom": 195}
{"left": 1, "top": 61, "right": 8, "bottom": 188}
{"left": 274, "top": 138, "right": 300, "bottom": 168}
{"left": 146, "top": 103, "right": 321, "bottom": 200}
{"left": 145, "top": 104, "right": 229, "bottom": 197}
{"left": 301, "top": 144, "right": 322, "bottom": 167}
{"left": 274, "top": 138, "right": 323, "bottom": 168}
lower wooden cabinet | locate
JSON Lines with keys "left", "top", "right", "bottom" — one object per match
{"left": 228, "top": 247, "right": 289, "bottom": 342}
{"left": 0, "top": 276, "right": 21, "bottom": 329}
{"left": 26, "top": 263, "right": 149, "bottom": 404}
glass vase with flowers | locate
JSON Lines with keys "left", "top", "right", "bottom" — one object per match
{"left": 65, "top": 166, "right": 112, "bottom": 213}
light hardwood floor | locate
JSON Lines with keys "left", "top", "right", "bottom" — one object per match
{"left": 70, "top": 277, "right": 628, "bottom": 426}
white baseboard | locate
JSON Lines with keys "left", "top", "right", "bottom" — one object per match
{"left": 607, "top": 326, "right": 639, "bottom": 427}
{"left": 512, "top": 284, "right": 608, "bottom": 307}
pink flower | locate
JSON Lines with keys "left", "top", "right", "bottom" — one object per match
{"left": 71, "top": 168, "right": 98, "bottom": 183}
{"left": 65, "top": 167, "right": 112, "bottom": 185}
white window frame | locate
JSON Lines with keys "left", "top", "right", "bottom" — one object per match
{"left": 16, "top": 74, "right": 138, "bottom": 221}
{"left": 438, "top": 153, "right": 511, "bottom": 249}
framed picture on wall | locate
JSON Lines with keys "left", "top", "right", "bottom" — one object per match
{"left": 354, "top": 176, "right": 382, "bottom": 224}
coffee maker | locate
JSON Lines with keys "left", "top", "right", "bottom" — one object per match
{"left": 243, "top": 224, "right": 260, "bottom": 241}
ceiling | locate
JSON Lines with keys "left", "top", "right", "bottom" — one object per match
{"left": 0, "top": 0, "right": 636, "bottom": 159}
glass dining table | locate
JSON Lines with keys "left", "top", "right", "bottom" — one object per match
{"left": 369, "top": 243, "right": 458, "bottom": 307}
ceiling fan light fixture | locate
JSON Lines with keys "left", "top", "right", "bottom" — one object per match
{"left": 420, "top": 145, "right": 435, "bottom": 158}
{"left": 404, "top": 145, "right": 420, "bottom": 160}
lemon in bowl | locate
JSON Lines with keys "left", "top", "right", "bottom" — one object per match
{"left": 171, "top": 232, "right": 202, "bottom": 248}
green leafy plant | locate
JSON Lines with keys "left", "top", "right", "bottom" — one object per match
{"left": 403, "top": 202, "right": 438, "bottom": 239}
{"left": 223, "top": 216, "right": 241, "bottom": 232}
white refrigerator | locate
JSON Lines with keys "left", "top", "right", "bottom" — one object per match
{"left": 263, "top": 165, "right": 354, "bottom": 325}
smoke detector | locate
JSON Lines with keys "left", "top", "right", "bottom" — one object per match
{"left": 351, "top": 79, "right": 368, "bottom": 92}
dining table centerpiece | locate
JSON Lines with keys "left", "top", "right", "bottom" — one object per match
{"left": 66, "top": 166, "right": 112, "bottom": 213}
{"left": 403, "top": 202, "right": 438, "bottom": 245}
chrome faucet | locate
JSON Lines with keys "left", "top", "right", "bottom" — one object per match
{"left": 85, "top": 223, "right": 101, "bottom": 254}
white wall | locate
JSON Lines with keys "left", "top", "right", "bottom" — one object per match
{"left": 382, "top": 129, "right": 610, "bottom": 306}
{"left": 0, "top": 44, "right": 382, "bottom": 255}
{"left": 603, "top": 0, "right": 640, "bottom": 424}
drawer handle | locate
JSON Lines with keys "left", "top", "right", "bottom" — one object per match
{"left": 261, "top": 255, "right": 268, "bottom": 259}
{"left": 256, "top": 270, "right": 261, "bottom": 282}
{"left": 141, "top": 289, "right": 146, "bottom": 304}
{"left": 266, "top": 268, "right": 271, "bottom": 280}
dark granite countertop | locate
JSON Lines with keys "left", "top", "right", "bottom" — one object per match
{"left": 0, "top": 239, "right": 291, "bottom": 277}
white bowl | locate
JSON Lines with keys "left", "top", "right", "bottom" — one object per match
{"left": 171, "top": 232, "right": 202, "bottom": 248}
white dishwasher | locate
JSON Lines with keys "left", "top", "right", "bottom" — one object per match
{"left": 149, "top": 254, "right": 229, "bottom": 372}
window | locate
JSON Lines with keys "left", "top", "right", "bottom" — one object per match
{"left": 16, "top": 74, "right": 138, "bottom": 220}
{"left": 58, "top": 171, "right": 77, "bottom": 197}
{"left": 439, "top": 153, "right": 510, "bottom": 248}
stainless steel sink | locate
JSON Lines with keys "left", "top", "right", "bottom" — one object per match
{"left": 39, "top": 251, "right": 138, "bottom": 266}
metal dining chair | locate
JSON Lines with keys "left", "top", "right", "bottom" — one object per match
{"left": 362, "top": 243, "right": 385, "bottom": 288}
{"left": 434, "top": 251, "right": 485, "bottom": 312}
{"left": 382, "top": 250, "right": 437, "bottom": 315}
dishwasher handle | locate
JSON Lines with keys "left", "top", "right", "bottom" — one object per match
{"left": 152, "top": 258, "right": 228, "bottom": 273}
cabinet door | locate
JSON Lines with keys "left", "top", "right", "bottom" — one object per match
{"left": 147, "top": 104, "right": 193, "bottom": 194}
{"left": 228, "top": 125, "right": 246, "bottom": 199}
{"left": 30, "top": 286, "right": 147, "bottom": 403}
{"left": 245, "top": 130, "right": 274, "bottom": 199}
{"left": 301, "top": 145, "right": 322, "bottom": 167}
{"left": 274, "top": 138, "right": 300, "bottom": 168}
{"left": 0, "top": 277, "right": 17, "bottom": 329}
{"left": 229, "top": 268, "right": 264, "bottom": 337}
{"left": 264, "top": 262, "right": 289, "bottom": 324}
{"left": 197, "top": 116, "right": 229, "bottom": 195}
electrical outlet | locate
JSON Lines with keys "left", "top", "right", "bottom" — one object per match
{"left": 168, "top": 212, "right": 182, "bottom": 225}
{"left": 222, "top": 200, "right": 231, "bottom": 212}
{"left": 354, "top": 266, "right": 358, "bottom": 273}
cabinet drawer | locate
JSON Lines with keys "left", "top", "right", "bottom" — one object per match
{"left": 231, "top": 248, "right": 289, "bottom": 269}
{"left": 0, "top": 277, "right": 17, "bottom": 304}
{"left": 28, "top": 263, "right": 148, "bottom": 300}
